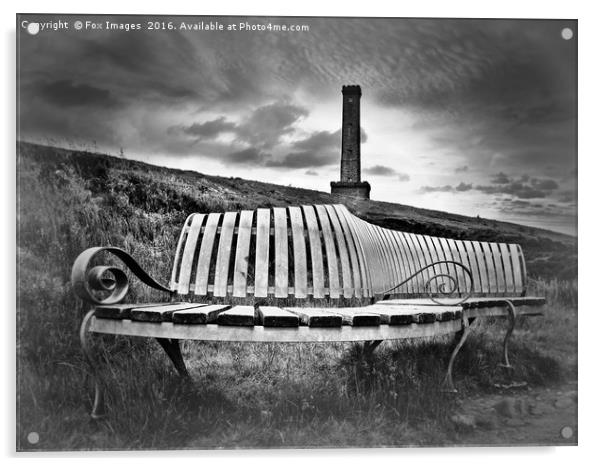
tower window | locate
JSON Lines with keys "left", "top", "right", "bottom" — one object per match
{"left": 348, "top": 98, "right": 353, "bottom": 103}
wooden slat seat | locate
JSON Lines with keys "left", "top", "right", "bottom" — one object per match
{"left": 284, "top": 308, "right": 343, "bottom": 327}
{"left": 377, "top": 297, "right": 546, "bottom": 309}
{"left": 257, "top": 307, "right": 299, "bottom": 327}
{"left": 130, "top": 303, "right": 208, "bottom": 322}
{"left": 93, "top": 303, "right": 463, "bottom": 328}
{"left": 172, "top": 305, "right": 231, "bottom": 324}
{"left": 217, "top": 306, "right": 256, "bottom": 326}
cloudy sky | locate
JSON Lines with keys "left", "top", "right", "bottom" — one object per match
{"left": 17, "top": 15, "right": 577, "bottom": 235}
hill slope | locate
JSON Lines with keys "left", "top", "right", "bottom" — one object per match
{"left": 17, "top": 141, "right": 576, "bottom": 280}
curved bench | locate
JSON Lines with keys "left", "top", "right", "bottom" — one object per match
{"left": 72, "top": 204, "right": 545, "bottom": 418}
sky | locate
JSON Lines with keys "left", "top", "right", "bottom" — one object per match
{"left": 17, "top": 15, "right": 577, "bottom": 235}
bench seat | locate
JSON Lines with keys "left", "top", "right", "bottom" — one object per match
{"left": 87, "top": 297, "right": 544, "bottom": 343}
{"left": 72, "top": 203, "right": 545, "bottom": 418}
{"left": 93, "top": 297, "right": 544, "bottom": 326}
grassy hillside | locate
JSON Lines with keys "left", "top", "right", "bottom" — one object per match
{"left": 16, "top": 141, "right": 577, "bottom": 450}
{"left": 17, "top": 141, "right": 576, "bottom": 281}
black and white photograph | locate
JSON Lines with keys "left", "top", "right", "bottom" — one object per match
{"left": 16, "top": 12, "right": 578, "bottom": 451}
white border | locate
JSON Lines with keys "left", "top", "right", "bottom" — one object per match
{"left": 4, "top": 0, "right": 598, "bottom": 464}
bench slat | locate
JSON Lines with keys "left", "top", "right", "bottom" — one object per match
{"left": 284, "top": 308, "right": 344, "bottom": 327}
{"left": 95, "top": 302, "right": 168, "bottom": 320}
{"left": 367, "top": 222, "right": 389, "bottom": 294}
{"left": 399, "top": 232, "right": 419, "bottom": 294}
{"left": 363, "top": 220, "right": 384, "bottom": 295}
{"left": 389, "top": 229, "right": 407, "bottom": 293}
{"left": 254, "top": 209, "right": 271, "bottom": 298}
{"left": 131, "top": 303, "right": 208, "bottom": 322}
{"left": 194, "top": 213, "right": 220, "bottom": 295}
{"left": 355, "top": 221, "right": 380, "bottom": 294}
{"left": 232, "top": 210, "right": 253, "bottom": 297}
{"left": 390, "top": 231, "right": 411, "bottom": 294}
{"left": 509, "top": 244, "right": 523, "bottom": 294}
{"left": 480, "top": 241, "right": 499, "bottom": 295}
{"left": 315, "top": 205, "right": 341, "bottom": 298}
{"left": 273, "top": 207, "right": 289, "bottom": 298}
{"left": 438, "top": 237, "right": 460, "bottom": 296}
{"left": 454, "top": 238, "right": 472, "bottom": 294}
{"left": 257, "top": 306, "right": 299, "bottom": 327}
{"left": 171, "top": 214, "right": 195, "bottom": 290}
{"left": 367, "top": 304, "right": 462, "bottom": 324}
{"left": 303, "top": 205, "right": 325, "bottom": 298}
{"left": 517, "top": 245, "right": 527, "bottom": 294}
{"left": 385, "top": 229, "right": 405, "bottom": 294}
{"left": 177, "top": 214, "right": 204, "bottom": 295}
{"left": 217, "top": 306, "right": 256, "bottom": 326}
{"left": 499, "top": 243, "right": 515, "bottom": 294}
{"left": 490, "top": 242, "right": 507, "bottom": 294}
{"left": 374, "top": 226, "right": 396, "bottom": 293}
{"left": 459, "top": 240, "right": 480, "bottom": 293}
{"left": 445, "top": 238, "right": 464, "bottom": 293}
{"left": 337, "top": 205, "right": 371, "bottom": 297}
{"left": 483, "top": 242, "right": 500, "bottom": 294}
{"left": 427, "top": 235, "right": 448, "bottom": 293}
{"left": 469, "top": 241, "right": 489, "bottom": 294}
{"left": 289, "top": 206, "right": 308, "bottom": 298}
{"left": 333, "top": 205, "right": 363, "bottom": 298}
{"left": 172, "top": 304, "right": 231, "bottom": 324}
{"left": 413, "top": 234, "right": 434, "bottom": 293}
{"left": 321, "top": 308, "right": 381, "bottom": 326}
{"left": 324, "top": 205, "right": 353, "bottom": 298}
{"left": 213, "top": 212, "right": 237, "bottom": 297}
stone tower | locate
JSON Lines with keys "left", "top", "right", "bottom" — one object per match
{"left": 330, "top": 85, "right": 371, "bottom": 199}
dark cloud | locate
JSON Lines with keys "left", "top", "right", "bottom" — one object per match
{"left": 455, "top": 165, "right": 469, "bottom": 173}
{"left": 420, "top": 182, "right": 474, "bottom": 193}
{"left": 420, "top": 174, "right": 561, "bottom": 200}
{"left": 491, "top": 172, "right": 511, "bottom": 184}
{"left": 557, "top": 190, "right": 576, "bottom": 203}
{"left": 364, "top": 164, "right": 410, "bottom": 181}
{"left": 226, "top": 147, "right": 269, "bottom": 165}
{"left": 531, "top": 178, "right": 559, "bottom": 190}
{"left": 360, "top": 127, "right": 368, "bottom": 143}
{"left": 497, "top": 198, "right": 576, "bottom": 223}
{"left": 475, "top": 182, "right": 546, "bottom": 199}
{"left": 420, "top": 185, "right": 454, "bottom": 193}
{"left": 292, "top": 130, "right": 340, "bottom": 152}
{"left": 455, "top": 182, "right": 473, "bottom": 192}
{"left": 38, "top": 80, "right": 119, "bottom": 108}
{"left": 305, "top": 170, "right": 319, "bottom": 176}
{"left": 364, "top": 165, "right": 397, "bottom": 176}
{"left": 236, "top": 102, "right": 309, "bottom": 149}
{"left": 265, "top": 151, "right": 338, "bottom": 169}
{"left": 179, "top": 117, "right": 237, "bottom": 140}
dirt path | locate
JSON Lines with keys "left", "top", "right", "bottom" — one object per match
{"left": 449, "top": 381, "right": 577, "bottom": 446}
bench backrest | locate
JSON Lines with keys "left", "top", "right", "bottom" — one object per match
{"left": 169, "top": 204, "right": 527, "bottom": 302}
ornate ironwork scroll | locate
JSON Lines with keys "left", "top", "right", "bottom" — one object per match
{"left": 71, "top": 246, "right": 172, "bottom": 305}
{"left": 382, "top": 260, "right": 474, "bottom": 305}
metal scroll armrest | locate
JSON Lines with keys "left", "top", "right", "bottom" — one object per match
{"left": 382, "top": 260, "right": 474, "bottom": 306}
{"left": 71, "top": 246, "right": 172, "bottom": 305}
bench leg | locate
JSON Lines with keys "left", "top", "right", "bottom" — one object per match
{"left": 80, "top": 309, "right": 106, "bottom": 419}
{"left": 499, "top": 300, "right": 517, "bottom": 369}
{"left": 363, "top": 340, "right": 383, "bottom": 356}
{"left": 156, "top": 338, "right": 190, "bottom": 379}
{"left": 442, "top": 313, "right": 475, "bottom": 393}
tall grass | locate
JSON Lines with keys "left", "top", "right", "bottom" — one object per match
{"left": 16, "top": 143, "right": 577, "bottom": 450}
